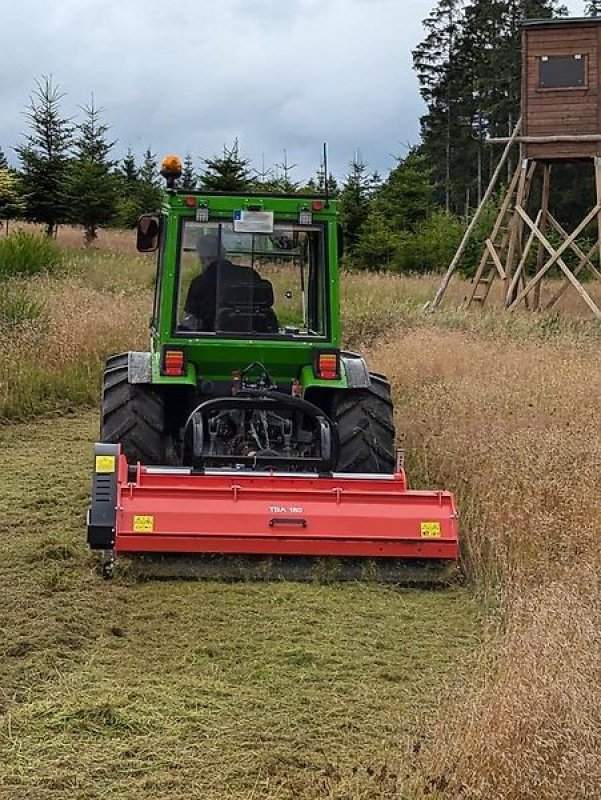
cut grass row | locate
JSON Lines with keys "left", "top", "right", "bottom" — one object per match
{"left": 0, "top": 414, "right": 479, "bottom": 800}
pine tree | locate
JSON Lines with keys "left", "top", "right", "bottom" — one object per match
{"left": 338, "top": 154, "right": 372, "bottom": 253}
{"left": 0, "top": 168, "right": 25, "bottom": 228}
{"left": 137, "top": 148, "right": 164, "bottom": 213}
{"left": 0, "top": 147, "right": 8, "bottom": 170}
{"left": 16, "top": 76, "right": 74, "bottom": 236}
{"left": 200, "top": 140, "right": 252, "bottom": 191}
{"left": 376, "top": 148, "right": 435, "bottom": 231}
{"left": 181, "top": 153, "right": 197, "bottom": 191}
{"left": 119, "top": 148, "right": 139, "bottom": 193}
{"left": 413, "top": 0, "right": 464, "bottom": 212}
{"left": 64, "top": 98, "right": 118, "bottom": 245}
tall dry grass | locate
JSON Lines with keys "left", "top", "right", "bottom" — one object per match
{"left": 0, "top": 278, "right": 150, "bottom": 419}
{"left": 365, "top": 328, "right": 601, "bottom": 799}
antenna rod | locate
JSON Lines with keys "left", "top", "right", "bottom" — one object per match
{"left": 323, "top": 142, "right": 330, "bottom": 208}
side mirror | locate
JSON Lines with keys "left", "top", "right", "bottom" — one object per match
{"left": 136, "top": 214, "right": 160, "bottom": 253}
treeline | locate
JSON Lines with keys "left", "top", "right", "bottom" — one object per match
{"left": 3, "top": 0, "right": 600, "bottom": 273}
{"left": 414, "top": 0, "right": 601, "bottom": 228}
{"left": 0, "top": 77, "right": 339, "bottom": 246}
{"left": 0, "top": 75, "right": 449, "bottom": 271}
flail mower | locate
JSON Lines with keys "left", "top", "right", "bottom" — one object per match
{"left": 87, "top": 155, "right": 458, "bottom": 582}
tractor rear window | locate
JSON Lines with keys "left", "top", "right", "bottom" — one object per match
{"left": 175, "top": 220, "right": 328, "bottom": 338}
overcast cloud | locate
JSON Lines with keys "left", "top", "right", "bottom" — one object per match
{"left": 0, "top": 0, "right": 585, "bottom": 181}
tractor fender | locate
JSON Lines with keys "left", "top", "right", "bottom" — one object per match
{"left": 127, "top": 351, "right": 153, "bottom": 384}
{"left": 340, "top": 352, "right": 371, "bottom": 388}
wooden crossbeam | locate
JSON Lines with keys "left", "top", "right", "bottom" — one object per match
{"left": 544, "top": 242, "right": 599, "bottom": 310}
{"left": 505, "top": 209, "right": 542, "bottom": 305}
{"left": 508, "top": 205, "right": 601, "bottom": 318}
{"left": 463, "top": 162, "right": 523, "bottom": 308}
{"left": 486, "top": 239, "right": 507, "bottom": 279}
{"left": 429, "top": 117, "right": 522, "bottom": 310}
{"left": 546, "top": 213, "right": 601, "bottom": 281}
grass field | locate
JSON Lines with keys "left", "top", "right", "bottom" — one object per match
{"left": 1, "top": 226, "right": 600, "bottom": 799}
{"left": 0, "top": 415, "right": 479, "bottom": 800}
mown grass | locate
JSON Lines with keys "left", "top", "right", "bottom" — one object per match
{"left": 0, "top": 415, "right": 479, "bottom": 800}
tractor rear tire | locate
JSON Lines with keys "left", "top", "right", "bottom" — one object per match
{"left": 331, "top": 374, "right": 396, "bottom": 474}
{"left": 101, "top": 353, "right": 166, "bottom": 465}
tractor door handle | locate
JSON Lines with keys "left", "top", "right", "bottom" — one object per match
{"left": 269, "top": 518, "right": 308, "bottom": 529}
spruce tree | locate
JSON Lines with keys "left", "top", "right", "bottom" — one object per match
{"left": 64, "top": 98, "right": 118, "bottom": 245}
{"left": 414, "top": 0, "right": 567, "bottom": 215}
{"left": 181, "top": 153, "right": 197, "bottom": 191}
{"left": 0, "top": 146, "right": 8, "bottom": 170}
{"left": 376, "top": 149, "right": 435, "bottom": 232}
{"left": 119, "top": 148, "right": 139, "bottom": 193}
{"left": 200, "top": 140, "right": 252, "bottom": 191}
{"left": 113, "top": 149, "right": 141, "bottom": 228}
{"left": 137, "top": 148, "right": 164, "bottom": 213}
{"left": 308, "top": 164, "right": 339, "bottom": 197}
{"left": 413, "top": 0, "right": 464, "bottom": 212}
{"left": 0, "top": 169, "right": 25, "bottom": 228}
{"left": 253, "top": 154, "right": 275, "bottom": 190}
{"left": 16, "top": 76, "right": 73, "bottom": 236}
{"left": 338, "top": 154, "right": 372, "bottom": 253}
{"left": 272, "top": 151, "right": 299, "bottom": 193}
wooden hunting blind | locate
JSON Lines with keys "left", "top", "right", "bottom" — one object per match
{"left": 431, "top": 18, "right": 601, "bottom": 319}
{"left": 523, "top": 18, "right": 601, "bottom": 161}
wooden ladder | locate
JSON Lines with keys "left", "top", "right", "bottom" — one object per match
{"left": 465, "top": 162, "right": 526, "bottom": 309}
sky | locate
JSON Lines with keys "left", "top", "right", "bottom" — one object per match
{"left": 0, "top": 0, "right": 586, "bottom": 182}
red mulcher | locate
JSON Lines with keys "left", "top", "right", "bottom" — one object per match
{"left": 88, "top": 444, "right": 458, "bottom": 582}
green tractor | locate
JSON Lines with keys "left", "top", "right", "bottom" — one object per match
{"left": 103, "top": 158, "right": 395, "bottom": 474}
{"left": 88, "top": 155, "right": 458, "bottom": 579}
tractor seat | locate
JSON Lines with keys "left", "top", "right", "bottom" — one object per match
{"left": 215, "top": 279, "right": 279, "bottom": 334}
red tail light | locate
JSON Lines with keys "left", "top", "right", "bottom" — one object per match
{"left": 315, "top": 351, "right": 340, "bottom": 381}
{"left": 162, "top": 348, "right": 186, "bottom": 377}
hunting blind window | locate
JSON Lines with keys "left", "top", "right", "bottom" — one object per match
{"left": 539, "top": 54, "right": 586, "bottom": 89}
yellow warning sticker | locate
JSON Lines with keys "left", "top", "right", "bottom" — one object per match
{"left": 133, "top": 515, "right": 155, "bottom": 533}
{"left": 95, "top": 455, "right": 116, "bottom": 474}
{"left": 421, "top": 522, "right": 441, "bottom": 539}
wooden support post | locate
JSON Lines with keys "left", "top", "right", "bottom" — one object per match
{"left": 595, "top": 156, "right": 601, "bottom": 266}
{"left": 505, "top": 210, "right": 542, "bottom": 304}
{"left": 504, "top": 159, "right": 535, "bottom": 308}
{"left": 428, "top": 116, "right": 522, "bottom": 310}
{"left": 533, "top": 164, "right": 551, "bottom": 311}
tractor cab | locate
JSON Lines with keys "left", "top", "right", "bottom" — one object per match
{"left": 175, "top": 217, "right": 328, "bottom": 338}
